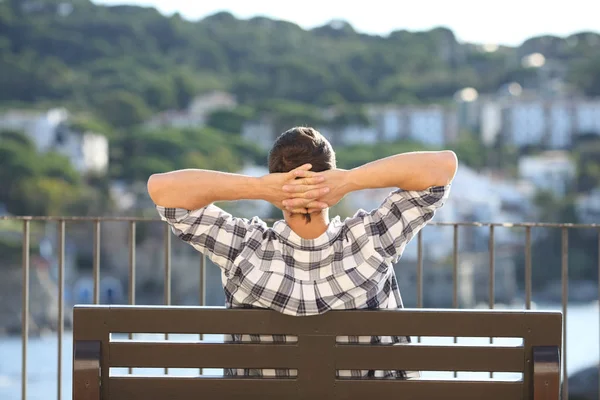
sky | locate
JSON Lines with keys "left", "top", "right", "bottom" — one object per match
{"left": 93, "top": 0, "right": 599, "bottom": 46}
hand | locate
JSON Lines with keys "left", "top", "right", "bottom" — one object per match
{"left": 282, "top": 169, "right": 351, "bottom": 214}
{"left": 261, "top": 164, "right": 330, "bottom": 212}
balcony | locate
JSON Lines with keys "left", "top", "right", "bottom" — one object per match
{"left": 0, "top": 215, "right": 599, "bottom": 400}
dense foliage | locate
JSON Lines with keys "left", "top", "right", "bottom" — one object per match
{"left": 1, "top": 0, "right": 600, "bottom": 117}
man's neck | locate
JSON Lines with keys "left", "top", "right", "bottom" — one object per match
{"left": 284, "top": 211, "right": 330, "bottom": 239}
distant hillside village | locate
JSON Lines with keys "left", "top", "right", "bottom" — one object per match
{"left": 2, "top": 83, "right": 600, "bottom": 222}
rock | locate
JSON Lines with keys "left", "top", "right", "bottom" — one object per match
{"left": 569, "top": 365, "right": 599, "bottom": 400}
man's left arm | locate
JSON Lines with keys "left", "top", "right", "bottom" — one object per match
{"left": 147, "top": 164, "right": 330, "bottom": 210}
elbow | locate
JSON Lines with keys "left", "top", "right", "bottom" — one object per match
{"left": 436, "top": 151, "right": 458, "bottom": 186}
{"left": 147, "top": 173, "right": 164, "bottom": 204}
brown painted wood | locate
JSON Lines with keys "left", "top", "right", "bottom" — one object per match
{"left": 522, "top": 312, "right": 563, "bottom": 399}
{"left": 72, "top": 305, "right": 563, "bottom": 400}
{"left": 334, "top": 379, "right": 523, "bottom": 399}
{"left": 109, "top": 341, "right": 300, "bottom": 369}
{"left": 533, "top": 346, "right": 561, "bottom": 400}
{"left": 97, "top": 305, "right": 562, "bottom": 338}
{"left": 335, "top": 343, "right": 525, "bottom": 372}
{"left": 109, "top": 377, "right": 299, "bottom": 400}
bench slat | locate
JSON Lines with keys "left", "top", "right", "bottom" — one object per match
{"left": 109, "top": 342, "right": 300, "bottom": 369}
{"left": 96, "top": 306, "right": 561, "bottom": 338}
{"left": 335, "top": 344, "right": 525, "bottom": 372}
{"left": 109, "top": 341, "right": 525, "bottom": 372}
{"left": 108, "top": 377, "right": 523, "bottom": 400}
{"left": 335, "top": 379, "right": 523, "bottom": 400}
{"left": 109, "top": 377, "right": 299, "bottom": 400}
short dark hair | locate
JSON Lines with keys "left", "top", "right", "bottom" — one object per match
{"left": 268, "top": 127, "right": 336, "bottom": 221}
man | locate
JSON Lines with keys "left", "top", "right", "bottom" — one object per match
{"left": 148, "top": 126, "right": 457, "bottom": 379}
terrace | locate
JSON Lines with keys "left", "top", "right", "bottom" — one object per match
{"left": 1, "top": 215, "right": 599, "bottom": 399}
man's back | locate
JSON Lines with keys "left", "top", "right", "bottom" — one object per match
{"left": 157, "top": 185, "right": 450, "bottom": 379}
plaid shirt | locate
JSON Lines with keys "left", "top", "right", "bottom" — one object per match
{"left": 157, "top": 185, "right": 450, "bottom": 379}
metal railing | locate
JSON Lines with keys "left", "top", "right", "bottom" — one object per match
{"left": 2, "top": 215, "right": 600, "bottom": 400}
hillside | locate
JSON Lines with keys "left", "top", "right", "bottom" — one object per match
{"left": 1, "top": 0, "right": 599, "bottom": 123}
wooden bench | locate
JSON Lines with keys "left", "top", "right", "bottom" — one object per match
{"left": 72, "top": 305, "right": 562, "bottom": 400}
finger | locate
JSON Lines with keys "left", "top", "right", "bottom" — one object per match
{"left": 305, "top": 201, "right": 328, "bottom": 210}
{"left": 283, "top": 185, "right": 330, "bottom": 196}
{"left": 291, "top": 168, "right": 321, "bottom": 179}
{"left": 300, "top": 187, "right": 330, "bottom": 199}
{"left": 289, "top": 208, "right": 309, "bottom": 214}
{"left": 282, "top": 198, "right": 314, "bottom": 208}
{"left": 288, "top": 164, "right": 312, "bottom": 177}
{"left": 283, "top": 176, "right": 325, "bottom": 187}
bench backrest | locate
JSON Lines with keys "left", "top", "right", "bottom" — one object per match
{"left": 73, "top": 306, "right": 562, "bottom": 400}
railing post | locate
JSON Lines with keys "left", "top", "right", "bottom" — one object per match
{"left": 57, "top": 221, "right": 65, "bottom": 400}
{"left": 416, "top": 231, "right": 423, "bottom": 343}
{"left": 199, "top": 254, "right": 206, "bottom": 375}
{"left": 489, "top": 225, "right": 495, "bottom": 379}
{"left": 128, "top": 221, "right": 136, "bottom": 375}
{"left": 561, "top": 228, "right": 569, "bottom": 399}
{"left": 164, "top": 225, "right": 172, "bottom": 375}
{"left": 452, "top": 224, "right": 459, "bottom": 378}
{"left": 21, "top": 220, "right": 30, "bottom": 400}
{"left": 525, "top": 226, "right": 533, "bottom": 310}
{"left": 92, "top": 221, "right": 101, "bottom": 305}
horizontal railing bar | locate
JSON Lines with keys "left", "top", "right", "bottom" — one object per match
{"left": 2, "top": 215, "right": 600, "bottom": 228}
{"left": 110, "top": 342, "right": 300, "bottom": 369}
{"left": 0, "top": 215, "right": 160, "bottom": 222}
{"left": 76, "top": 306, "right": 562, "bottom": 339}
{"left": 334, "top": 344, "right": 524, "bottom": 372}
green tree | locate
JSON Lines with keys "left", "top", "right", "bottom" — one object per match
{"left": 449, "top": 131, "right": 487, "bottom": 169}
{"left": 206, "top": 107, "right": 254, "bottom": 134}
{"left": 95, "top": 90, "right": 151, "bottom": 128}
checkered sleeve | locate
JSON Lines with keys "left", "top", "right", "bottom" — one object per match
{"left": 363, "top": 185, "right": 451, "bottom": 261}
{"left": 156, "top": 204, "right": 255, "bottom": 273}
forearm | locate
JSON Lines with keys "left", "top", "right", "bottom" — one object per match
{"left": 347, "top": 151, "right": 457, "bottom": 192}
{"left": 147, "top": 169, "right": 261, "bottom": 209}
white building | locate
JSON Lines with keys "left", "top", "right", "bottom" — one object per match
{"left": 55, "top": 126, "right": 109, "bottom": 174}
{"left": 319, "top": 125, "right": 378, "bottom": 147}
{"left": 0, "top": 108, "right": 68, "bottom": 152}
{"left": 0, "top": 108, "right": 109, "bottom": 174}
{"left": 188, "top": 91, "right": 237, "bottom": 116}
{"left": 575, "top": 99, "right": 600, "bottom": 136}
{"left": 502, "top": 99, "right": 547, "bottom": 147}
{"left": 367, "top": 105, "right": 457, "bottom": 147}
{"left": 343, "top": 164, "right": 535, "bottom": 261}
{"left": 487, "top": 96, "right": 600, "bottom": 149}
{"left": 145, "top": 91, "right": 238, "bottom": 130}
{"left": 480, "top": 100, "right": 503, "bottom": 146}
{"left": 576, "top": 188, "right": 600, "bottom": 223}
{"left": 240, "top": 118, "right": 278, "bottom": 151}
{"left": 144, "top": 110, "right": 206, "bottom": 130}
{"left": 518, "top": 151, "right": 576, "bottom": 197}
{"left": 548, "top": 100, "right": 574, "bottom": 148}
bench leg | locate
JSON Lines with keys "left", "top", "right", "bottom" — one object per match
{"left": 73, "top": 340, "right": 102, "bottom": 400}
{"left": 533, "top": 346, "right": 560, "bottom": 400}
